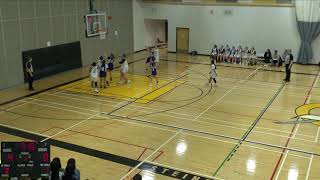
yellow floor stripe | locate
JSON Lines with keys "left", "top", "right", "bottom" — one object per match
{"left": 58, "top": 73, "right": 184, "bottom": 104}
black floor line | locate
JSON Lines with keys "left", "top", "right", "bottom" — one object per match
{"left": 0, "top": 58, "right": 145, "bottom": 107}
{"left": 0, "top": 124, "right": 214, "bottom": 180}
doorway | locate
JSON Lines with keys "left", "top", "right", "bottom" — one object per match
{"left": 176, "top": 28, "right": 189, "bottom": 53}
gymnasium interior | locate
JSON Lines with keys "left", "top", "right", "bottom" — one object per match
{"left": 1, "top": 0, "right": 320, "bottom": 179}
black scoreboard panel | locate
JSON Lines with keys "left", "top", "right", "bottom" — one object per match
{"left": 1, "top": 142, "right": 50, "bottom": 178}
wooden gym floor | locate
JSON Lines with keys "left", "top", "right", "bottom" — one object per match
{"left": 1, "top": 49, "right": 320, "bottom": 180}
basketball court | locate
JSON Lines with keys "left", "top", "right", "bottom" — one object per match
{"left": 1, "top": 49, "right": 320, "bottom": 179}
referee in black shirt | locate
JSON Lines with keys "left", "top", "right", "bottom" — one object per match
{"left": 26, "top": 57, "right": 35, "bottom": 90}
{"left": 284, "top": 49, "right": 293, "bottom": 82}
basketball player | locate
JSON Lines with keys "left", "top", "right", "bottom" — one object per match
{"left": 25, "top": 57, "right": 35, "bottom": 91}
{"left": 107, "top": 53, "right": 114, "bottom": 81}
{"left": 230, "top": 46, "right": 236, "bottom": 64}
{"left": 242, "top": 46, "right": 249, "bottom": 65}
{"left": 211, "top": 44, "right": 218, "bottom": 62}
{"left": 218, "top": 45, "right": 225, "bottom": 62}
{"left": 145, "top": 52, "right": 151, "bottom": 75}
{"left": 149, "top": 58, "right": 159, "bottom": 86}
{"left": 272, "top": 50, "right": 280, "bottom": 66}
{"left": 209, "top": 60, "right": 217, "bottom": 85}
{"left": 97, "top": 56, "right": 103, "bottom": 70}
{"left": 154, "top": 45, "right": 160, "bottom": 65}
{"left": 224, "top": 45, "right": 231, "bottom": 63}
{"left": 99, "top": 60, "right": 108, "bottom": 88}
{"left": 90, "top": 62, "right": 99, "bottom": 93}
{"left": 249, "top": 47, "right": 257, "bottom": 65}
{"left": 235, "top": 46, "right": 242, "bottom": 64}
{"left": 119, "top": 54, "right": 129, "bottom": 84}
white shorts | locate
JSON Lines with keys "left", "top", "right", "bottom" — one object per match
{"left": 121, "top": 68, "right": 128, "bottom": 74}
{"left": 250, "top": 55, "right": 257, "bottom": 59}
{"left": 121, "top": 64, "right": 129, "bottom": 73}
{"left": 211, "top": 71, "right": 217, "bottom": 79}
{"left": 155, "top": 56, "right": 160, "bottom": 62}
{"left": 91, "top": 76, "right": 98, "bottom": 82}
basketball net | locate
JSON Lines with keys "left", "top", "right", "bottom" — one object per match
{"left": 98, "top": 28, "right": 107, "bottom": 40}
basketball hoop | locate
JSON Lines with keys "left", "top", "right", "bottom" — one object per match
{"left": 98, "top": 28, "right": 107, "bottom": 34}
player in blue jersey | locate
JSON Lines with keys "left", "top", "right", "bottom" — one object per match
{"left": 99, "top": 59, "right": 108, "bottom": 88}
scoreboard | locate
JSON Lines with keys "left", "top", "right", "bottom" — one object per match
{"left": 0, "top": 142, "right": 50, "bottom": 178}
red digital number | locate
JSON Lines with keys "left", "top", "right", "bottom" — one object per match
{"left": 7, "top": 153, "right": 13, "bottom": 162}
{"left": 28, "top": 142, "right": 35, "bottom": 152}
{"left": 21, "top": 142, "right": 26, "bottom": 152}
{"left": 42, "top": 152, "right": 49, "bottom": 162}
{"left": 42, "top": 167, "right": 50, "bottom": 173}
{"left": 4, "top": 167, "right": 10, "bottom": 174}
{"left": 23, "top": 155, "right": 28, "bottom": 162}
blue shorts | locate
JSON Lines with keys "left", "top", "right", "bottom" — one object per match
{"left": 108, "top": 63, "right": 114, "bottom": 70}
{"left": 151, "top": 69, "right": 157, "bottom": 76}
{"left": 100, "top": 71, "right": 106, "bottom": 77}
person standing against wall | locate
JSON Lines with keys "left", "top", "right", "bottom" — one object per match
{"left": 284, "top": 49, "right": 293, "bottom": 82}
{"left": 25, "top": 57, "right": 35, "bottom": 91}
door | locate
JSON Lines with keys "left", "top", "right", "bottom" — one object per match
{"left": 176, "top": 28, "right": 189, "bottom": 53}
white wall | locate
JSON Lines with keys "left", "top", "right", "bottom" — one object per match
{"left": 144, "top": 19, "right": 166, "bottom": 47}
{"left": 133, "top": 1, "right": 320, "bottom": 64}
{"left": 133, "top": 0, "right": 146, "bottom": 51}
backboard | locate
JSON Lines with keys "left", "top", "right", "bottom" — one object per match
{"left": 85, "top": 13, "right": 107, "bottom": 37}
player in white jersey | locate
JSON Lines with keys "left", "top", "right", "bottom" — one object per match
{"left": 97, "top": 56, "right": 103, "bottom": 70}
{"left": 272, "top": 50, "right": 280, "bottom": 66}
{"left": 154, "top": 45, "right": 160, "bottom": 65}
{"left": 230, "top": 46, "right": 236, "bottom": 64}
{"left": 224, "top": 45, "right": 230, "bottom": 63}
{"left": 149, "top": 59, "right": 159, "bottom": 86}
{"left": 211, "top": 44, "right": 218, "bottom": 63}
{"left": 209, "top": 60, "right": 217, "bottom": 85}
{"left": 235, "top": 46, "right": 242, "bottom": 64}
{"left": 90, "top": 62, "right": 99, "bottom": 93}
{"left": 249, "top": 47, "right": 257, "bottom": 65}
{"left": 242, "top": 46, "right": 249, "bottom": 66}
{"left": 119, "top": 54, "right": 129, "bottom": 84}
{"left": 218, "top": 45, "right": 225, "bottom": 63}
